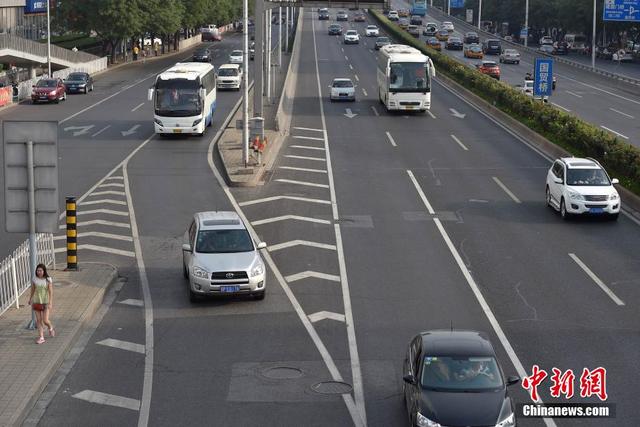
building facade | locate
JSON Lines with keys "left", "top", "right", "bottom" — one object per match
{"left": 0, "top": 0, "right": 50, "bottom": 41}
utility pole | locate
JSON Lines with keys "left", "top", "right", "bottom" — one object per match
{"left": 285, "top": 7, "right": 289, "bottom": 52}
{"left": 524, "top": 0, "right": 529, "bottom": 47}
{"left": 254, "top": 0, "right": 264, "bottom": 118}
{"left": 266, "top": 8, "right": 271, "bottom": 102}
{"left": 242, "top": 0, "right": 249, "bottom": 166}
{"left": 278, "top": 6, "right": 282, "bottom": 68}
{"left": 591, "top": 0, "right": 597, "bottom": 69}
{"left": 46, "top": 0, "right": 51, "bottom": 76}
{"left": 478, "top": 0, "right": 482, "bottom": 30}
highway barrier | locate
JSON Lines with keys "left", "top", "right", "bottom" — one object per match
{"left": 66, "top": 197, "right": 78, "bottom": 271}
{"left": 275, "top": 8, "right": 303, "bottom": 135}
{"left": 370, "top": 10, "right": 640, "bottom": 196}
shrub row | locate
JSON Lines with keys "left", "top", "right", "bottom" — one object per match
{"left": 370, "top": 10, "right": 640, "bottom": 195}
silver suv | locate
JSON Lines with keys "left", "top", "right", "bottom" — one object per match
{"left": 182, "top": 211, "right": 267, "bottom": 301}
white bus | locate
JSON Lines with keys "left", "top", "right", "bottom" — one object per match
{"left": 148, "top": 62, "right": 216, "bottom": 136}
{"left": 376, "top": 44, "right": 435, "bottom": 112}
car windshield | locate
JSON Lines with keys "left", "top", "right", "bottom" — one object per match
{"left": 155, "top": 78, "right": 201, "bottom": 117}
{"left": 367, "top": 26, "right": 377, "bottom": 29}
{"left": 194, "top": 50, "right": 209, "bottom": 56}
{"left": 483, "top": 62, "right": 497, "bottom": 68}
{"left": 488, "top": 41, "right": 500, "bottom": 47}
{"left": 377, "top": 37, "right": 389, "bottom": 42}
{"left": 346, "top": 31, "right": 357, "bottom": 35}
{"left": 470, "top": 46, "right": 482, "bottom": 52}
{"left": 421, "top": 356, "right": 504, "bottom": 391}
{"left": 567, "top": 169, "right": 611, "bottom": 186}
{"left": 36, "top": 80, "right": 57, "bottom": 87}
{"left": 333, "top": 80, "right": 353, "bottom": 88}
{"left": 218, "top": 68, "right": 238, "bottom": 76}
{"left": 231, "top": 50, "right": 242, "bottom": 56}
{"left": 504, "top": 49, "right": 518, "bottom": 55}
{"left": 450, "top": 37, "right": 461, "bottom": 42}
{"left": 67, "top": 73, "right": 86, "bottom": 81}
{"left": 389, "top": 62, "right": 431, "bottom": 92}
{"left": 196, "top": 229, "right": 254, "bottom": 253}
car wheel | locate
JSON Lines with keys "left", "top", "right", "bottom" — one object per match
{"left": 560, "top": 198, "right": 571, "bottom": 220}
{"left": 54, "top": 98, "right": 59, "bottom": 104}
{"left": 84, "top": 87, "right": 88, "bottom": 94}
{"left": 189, "top": 288, "right": 201, "bottom": 303}
{"left": 253, "top": 290, "right": 265, "bottom": 300}
{"left": 609, "top": 213, "right": 619, "bottom": 221}
{"left": 516, "top": 61, "right": 520, "bottom": 64}
{"left": 32, "top": 100, "right": 37, "bottom": 104}
{"left": 183, "top": 263, "right": 188, "bottom": 279}
{"left": 545, "top": 186, "right": 553, "bottom": 208}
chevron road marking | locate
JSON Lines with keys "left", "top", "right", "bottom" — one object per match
{"left": 268, "top": 240, "right": 337, "bottom": 252}
{"left": 285, "top": 155, "right": 326, "bottom": 162}
{"left": 285, "top": 271, "right": 341, "bottom": 283}
{"left": 252, "top": 215, "right": 331, "bottom": 226}
{"left": 98, "top": 182, "right": 125, "bottom": 188}
{"left": 80, "top": 199, "right": 127, "bottom": 206}
{"left": 279, "top": 166, "right": 327, "bottom": 174}
{"left": 54, "top": 245, "right": 135, "bottom": 258}
{"left": 59, "top": 219, "right": 130, "bottom": 229}
{"left": 72, "top": 390, "right": 140, "bottom": 411}
{"left": 76, "top": 209, "right": 129, "bottom": 217}
{"left": 88, "top": 190, "right": 126, "bottom": 197}
{"left": 308, "top": 311, "right": 346, "bottom": 323}
{"left": 275, "top": 179, "right": 330, "bottom": 189}
{"left": 239, "top": 196, "right": 331, "bottom": 206}
{"left": 290, "top": 145, "right": 325, "bottom": 151}
{"left": 292, "top": 135, "right": 325, "bottom": 141}
{"left": 53, "top": 232, "right": 133, "bottom": 242}
{"left": 97, "top": 338, "right": 145, "bottom": 354}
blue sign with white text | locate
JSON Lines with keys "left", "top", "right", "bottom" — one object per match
{"left": 604, "top": 0, "right": 640, "bottom": 22}
{"left": 24, "top": 0, "right": 47, "bottom": 14}
{"left": 534, "top": 58, "right": 553, "bottom": 97}
{"left": 450, "top": 0, "right": 464, "bottom": 8}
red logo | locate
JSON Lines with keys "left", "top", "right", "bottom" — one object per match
{"left": 522, "top": 365, "right": 548, "bottom": 401}
{"left": 550, "top": 368, "right": 575, "bottom": 399}
{"left": 580, "top": 367, "right": 608, "bottom": 401}
{"left": 522, "top": 365, "right": 608, "bottom": 402}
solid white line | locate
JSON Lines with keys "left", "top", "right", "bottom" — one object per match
{"left": 492, "top": 177, "right": 522, "bottom": 204}
{"left": 76, "top": 208, "right": 129, "bottom": 217}
{"left": 252, "top": 215, "right": 331, "bottom": 226}
{"left": 293, "top": 126, "right": 324, "bottom": 132}
{"left": 371, "top": 106, "right": 380, "bottom": 116}
{"left": 279, "top": 166, "right": 327, "bottom": 174}
{"left": 609, "top": 108, "right": 634, "bottom": 119}
{"left": 53, "top": 231, "right": 132, "bottom": 242}
{"left": 290, "top": 145, "right": 325, "bottom": 151}
{"left": 88, "top": 190, "right": 126, "bottom": 197}
{"left": 341, "top": 47, "right": 344, "bottom": 52}
{"left": 91, "top": 125, "right": 111, "bottom": 138}
{"left": 551, "top": 102, "right": 571, "bottom": 112}
{"left": 566, "top": 90, "right": 583, "bottom": 98}
{"left": 131, "top": 102, "right": 145, "bottom": 112}
{"left": 97, "top": 338, "right": 145, "bottom": 354}
{"left": 600, "top": 125, "right": 629, "bottom": 140}
{"left": 354, "top": 74, "right": 359, "bottom": 81}
{"left": 292, "top": 135, "right": 325, "bottom": 141}
{"left": 285, "top": 154, "right": 326, "bottom": 162}
{"left": 349, "top": 64, "right": 354, "bottom": 70}
{"left": 385, "top": 131, "right": 397, "bottom": 147}
{"left": 238, "top": 195, "right": 331, "bottom": 206}
{"left": 269, "top": 240, "right": 337, "bottom": 252}
{"left": 450, "top": 134, "right": 469, "bottom": 151}
{"left": 427, "top": 110, "right": 436, "bottom": 119}
{"left": 309, "top": 311, "right": 346, "bottom": 323}
{"left": 98, "top": 182, "right": 125, "bottom": 188}
{"left": 118, "top": 299, "right": 144, "bottom": 307}
{"left": 362, "top": 88, "right": 368, "bottom": 96}
{"left": 569, "top": 253, "right": 625, "bottom": 306}
{"left": 72, "top": 390, "right": 140, "bottom": 411}
{"left": 285, "top": 271, "right": 341, "bottom": 283}
{"left": 275, "top": 178, "right": 330, "bottom": 189}
{"left": 345, "top": 55, "right": 348, "bottom": 60}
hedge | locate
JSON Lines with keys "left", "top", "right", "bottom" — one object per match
{"left": 370, "top": 10, "right": 640, "bottom": 195}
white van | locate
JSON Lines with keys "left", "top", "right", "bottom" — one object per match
{"left": 216, "top": 64, "right": 242, "bottom": 90}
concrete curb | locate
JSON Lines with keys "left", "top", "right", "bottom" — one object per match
{"left": 11, "top": 264, "right": 118, "bottom": 427}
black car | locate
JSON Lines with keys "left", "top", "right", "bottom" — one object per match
{"left": 375, "top": 36, "right": 391, "bottom": 50}
{"left": 483, "top": 38, "right": 502, "bottom": 55}
{"left": 319, "top": 10, "right": 329, "bottom": 20}
{"left": 328, "top": 24, "right": 343, "bottom": 35}
{"left": 403, "top": 330, "right": 519, "bottom": 427}
{"left": 464, "top": 31, "right": 480, "bottom": 44}
{"left": 410, "top": 15, "right": 422, "bottom": 25}
{"left": 423, "top": 24, "right": 437, "bottom": 37}
{"left": 554, "top": 41, "right": 568, "bottom": 55}
{"left": 446, "top": 37, "right": 463, "bottom": 50}
{"left": 63, "top": 72, "right": 94, "bottom": 94}
{"left": 192, "top": 48, "right": 212, "bottom": 62}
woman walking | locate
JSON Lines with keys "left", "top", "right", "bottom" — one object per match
{"left": 28, "top": 264, "right": 54, "bottom": 344}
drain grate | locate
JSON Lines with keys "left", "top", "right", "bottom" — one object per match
{"left": 261, "top": 366, "right": 304, "bottom": 380}
{"left": 311, "top": 381, "right": 353, "bottom": 395}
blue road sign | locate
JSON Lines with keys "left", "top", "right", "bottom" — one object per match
{"left": 520, "top": 28, "right": 528, "bottom": 37}
{"left": 24, "top": 0, "right": 47, "bottom": 15}
{"left": 604, "top": 0, "right": 640, "bottom": 22}
{"left": 534, "top": 58, "right": 553, "bottom": 97}
{"left": 450, "top": 0, "right": 464, "bottom": 8}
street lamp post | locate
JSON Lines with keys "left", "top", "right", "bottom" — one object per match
{"left": 46, "top": 0, "right": 52, "bottom": 76}
{"left": 242, "top": 0, "right": 249, "bottom": 166}
{"left": 524, "top": 0, "right": 529, "bottom": 47}
{"left": 478, "top": 0, "right": 482, "bottom": 30}
{"left": 592, "top": 0, "right": 597, "bottom": 69}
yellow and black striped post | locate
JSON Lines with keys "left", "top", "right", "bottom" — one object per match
{"left": 66, "top": 196, "right": 78, "bottom": 270}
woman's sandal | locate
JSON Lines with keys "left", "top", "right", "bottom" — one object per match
{"left": 48, "top": 328, "right": 55, "bottom": 337}
{"left": 36, "top": 337, "right": 45, "bottom": 344}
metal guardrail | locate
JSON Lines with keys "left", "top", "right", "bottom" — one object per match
{"left": 0, "top": 34, "right": 100, "bottom": 64}
{"left": 0, "top": 234, "right": 55, "bottom": 316}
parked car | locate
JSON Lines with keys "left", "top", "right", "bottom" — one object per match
{"left": 31, "top": 78, "right": 66, "bottom": 103}
{"left": 423, "top": 23, "right": 438, "bottom": 37}
{"left": 464, "top": 31, "right": 480, "bottom": 44}
{"left": 476, "top": 61, "right": 501, "bottom": 79}
{"left": 63, "top": 72, "right": 94, "bottom": 94}
{"left": 499, "top": 48, "right": 520, "bottom": 64}
{"left": 464, "top": 43, "right": 483, "bottom": 58}
{"left": 446, "top": 36, "right": 463, "bottom": 50}
{"left": 407, "top": 25, "right": 421, "bottom": 38}
{"left": 330, "top": 78, "right": 356, "bottom": 101}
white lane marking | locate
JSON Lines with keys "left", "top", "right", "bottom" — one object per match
{"left": 275, "top": 178, "right": 330, "bottom": 189}
{"left": 407, "top": 170, "right": 555, "bottom": 419}
{"left": 279, "top": 165, "right": 327, "bottom": 174}
{"left": 72, "top": 390, "right": 140, "bottom": 411}
{"left": 53, "top": 231, "right": 133, "bottom": 242}
{"left": 558, "top": 73, "right": 640, "bottom": 106}
{"left": 427, "top": 110, "right": 436, "bottom": 119}
{"left": 293, "top": 135, "right": 325, "bottom": 141}
{"left": 252, "top": 215, "right": 331, "bottom": 226}
{"left": 59, "top": 219, "right": 130, "bottom": 229}
{"left": 98, "top": 182, "right": 125, "bottom": 188}
{"left": 118, "top": 299, "right": 144, "bottom": 307}
{"left": 341, "top": 47, "right": 345, "bottom": 52}
{"left": 566, "top": 90, "right": 583, "bottom": 98}
{"left": 609, "top": 107, "right": 634, "bottom": 119}
{"left": 103, "top": 176, "right": 124, "bottom": 181}
{"left": 385, "top": 131, "right": 397, "bottom": 147}
{"left": 312, "top": 19, "right": 366, "bottom": 426}
{"left": 600, "top": 126, "right": 629, "bottom": 140}
{"left": 97, "top": 338, "right": 145, "bottom": 354}
{"left": 552, "top": 102, "right": 571, "bottom": 112}
{"left": 354, "top": 74, "right": 359, "bottom": 81}
{"left": 469, "top": 199, "right": 489, "bottom": 203}
{"left": 362, "top": 88, "right": 368, "bottom": 96}
{"left": 569, "top": 253, "right": 625, "bottom": 306}
{"left": 285, "top": 154, "right": 326, "bottom": 162}
{"left": 345, "top": 55, "right": 349, "bottom": 60}
{"left": 122, "top": 124, "right": 141, "bottom": 137}
{"left": 54, "top": 244, "right": 135, "bottom": 258}
{"left": 269, "top": 240, "right": 337, "bottom": 252}
{"left": 89, "top": 190, "right": 126, "bottom": 197}
{"left": 450, "top": 134, "right": 469, "bottom": 151}
{"left": 309, "top": 311, "right": 346, "bottom": 323}
{"left": 492, "top": 177, "right": 522, "bottom": 204}
{"left": 238, "top": 196, "right": 331, "bottom": 206}
{"left": 91, "top": 125, "right": 111, "bottom": 138}
{"left": 349, "top": 64, "right": 354, "bottom": 70}
{"left": 290, "top": 145, "right": 325, "bottom": 151}
{"left": 286, "top": 271, "right": 341, "bottom": 283}
{"left": 76, "top": 208, "right": 129, "bottom": 217}
{"left": 293, "top": 126, "right": 324, "bottom": 132}
{"left": 371, "top": 106, "right": 380, "bottom": 116}
{"left": 131, "top": 102, "right": 145, "bottom": 112}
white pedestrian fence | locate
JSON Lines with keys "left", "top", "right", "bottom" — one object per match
{"left": 0, "top": 234, "right": 55, "bottom": 316}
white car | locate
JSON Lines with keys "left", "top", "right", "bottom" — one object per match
{"left": 520, "top": 79, "right": 548, "bottom": 102}
{"left": 388, "top": 10, "right": 399, "bottom": 21}
{"left": 330, "top": 78, "right": 356, "bottom": 101}
{"left": 182, "top": 211, "right": 267, "bottom": 301}
{"left": 365, "top": 25, "right": 379, "bottom": 37}
{"left": 499, "top": 49, "right": 520, "bottom": 64}
{"left": 216, "top": 64, "right": 242, "bottom": 90}
{"left": 344, "top": 30, "right": 360, "bottom": 44}
{"left": 546, "top": 157, "right": 620, "bottom": 220}
{"left": 229, "top": 50, "right": 243, "bottom": 64}
{"left": 442, "top": 21, "right": 454, "bottom": 32}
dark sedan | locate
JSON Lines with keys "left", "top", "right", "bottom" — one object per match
{"left": 410, "top": 15, "right": 422, "bottom": 25}
{"left": 403, "top": 330, "right": 519, "bottom": 427}
{"left": 375, "top": 36, "right": 391, "bottom": 50}
{"left": 192, "top": 48, "right": 212, "bottom": 62}
{"left": 446, "top": 36, "right": 463, "bottom": 50}
{"left": 328, "top": 24, "right": 343, "bottom": 35}
{"left": 407, "top": 25, "right": 421, "bottom": 38}
{"left": 464, "top": 31, "right": 480, "bottom": 44}
{"left": 63, "top": 72, "right": 94, "bottom": 94}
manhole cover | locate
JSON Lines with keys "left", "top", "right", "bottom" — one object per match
{"left": 311, "top": 381, "right": 353, "bottom": 395}
{"left": 261, "top": 366, "right": 304, "bottom": 380}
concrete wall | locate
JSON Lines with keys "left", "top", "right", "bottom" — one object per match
{"left": 178, "top": 34, "right": 202, "bottom": 50}
{"left": 275, "top": 9, "right": 303, "bottom": 135}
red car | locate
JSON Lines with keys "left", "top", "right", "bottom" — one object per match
{"left": 354, "top": 13, "right": 366, "bottom": 22}
{"left": 31, "top": 78, "right": 66, "bottom": 103}
{"left": 476, "top": 61, "right": 501, "bottom": 80}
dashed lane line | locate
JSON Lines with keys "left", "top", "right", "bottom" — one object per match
{"left": 91, "top": 125, "right": 111, "bottom": 138}
{"left": 569, "top": 253, "right": 625, "bottom": 306}
{"left": 279, "top": 166, "right": 327, "bottom": 174}
{"left": 552, "top": 102, "right": 571, "bottom": 112}
{"left": 293, "top": 135, "right": 325, "bottom": 141}
{"left": 285, "top": 154, "right": 326, "bottom": 162}
{"left": 371, "top": 106, "right": 379, "bottom": 116}
{"left": 362, "top": 88, "right": 368, "bottom": 96}
{"left": 385, "top": 131, "right": 397, "bottom": 147}
{"left": 275, "top": 178, "right": 330, "bottom": 189}
{"left": 427, "top": 110, "right": 436, "bottom": 119}
{"left": 451, "top": 134, "right": 469, "bottom": 151}
{"left": 293, "top": 126, "right": 324, "bottom": 132}
{"left": 269, "top": 240, "right": 337, "bottom": 252}
{"left": 492, "top": 177, "right": 522, "bottom": 204}
{"left": 97, "top": 338, "right": 145, "bottom": 354}
{"left": 118, "top": 299, "right": 144, "bottom": 307}
{"left": 290, "top": 145, "right": 325, "bottom": 151}
{"left": 566, "top": 90, "right": 583, "bottom": 98}
{"left": 131, "top": 102, "right": 145, "bottom": 112}
{"left": 600, "top": 125, "right": 629, "bottom": 140}
{"left": 252, "top": 215, "right": 331, "bottom": 226}
{"left": 609, "top": 108, "right": 634, "bottom": 119}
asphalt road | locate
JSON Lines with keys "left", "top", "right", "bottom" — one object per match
{"left": 388, "top": 1, "right": 640, "bottom": 146}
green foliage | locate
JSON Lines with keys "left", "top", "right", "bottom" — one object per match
{"left": 371, "top": 9, "right": 640, "bottom": 196}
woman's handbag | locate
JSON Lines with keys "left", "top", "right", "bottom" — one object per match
{"left": 32, "top": 303, "right": 46, "bottom": 311}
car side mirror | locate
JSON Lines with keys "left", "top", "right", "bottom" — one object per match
{"left": 403, "top": 374, "right": 417, "bottom": 385}
{"left": 256, "top": 242, "right": 267, "bottom": 250}
{"left": 507, "top": 376, "right": 520, "bottom": 386}
{"left": 147, "top": 88, "right": 154, "bottom": 101}
{"left": 611, "top": 178, "right": 619, "bottom": 185}
{"left": 182, "top": 243, "right": 192, "bottom": 252}
{"left": 553, "top": 177, "right": 563, "bottom": 184}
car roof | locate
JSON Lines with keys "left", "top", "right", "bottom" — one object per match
{"left": 219, "top": 63, "right": 240, "bottom": 69}
{"left": 333, "top": 78, "right": 353, "bottom": 82}
{"left": 560, "top": 157, "right": 601, "bottom": 169}
{"left": 449, "top": 36, "right": 461, "bottom": 40}
{"left": 482, "top": 61, "right": 498, "bottom": 65}
{"left": 486, "top": 38, "right": 501, "bottom": 42}
{"left": 231, "top": 50, "right": 242, "bottom": 54}
{"left": 419, "top": 330, "right": 496, "bottom": 357}
{"left": 367, "top": 25, "right": 377, "bottom": 28}
{"left": 346, "top": 29, "right": 357, "bottom": 33}
{"left": 196, "top": 211, "right": 245, "bottom": 230}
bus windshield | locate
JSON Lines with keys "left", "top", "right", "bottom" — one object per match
{"left": 389, "top": 62, "right": 430, "bottom": 92}
{"left": 155, "top": 78, "right": 202, "bottom": 117}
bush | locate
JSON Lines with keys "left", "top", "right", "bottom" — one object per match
{"left": 370, "top": 10, "right": 640, "bottom": 196}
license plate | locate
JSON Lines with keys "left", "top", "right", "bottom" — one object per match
{"left": 590, "top": 208, "right": 604, "bottom": 214}
{"left": 173, "top": 129, "right": 182, "bottom": 133}
{"left": 405, "top": 106, "right": 415, "bottom": 110}
{"left": 40, "top": 96, "right": 48, "bottom": 99}
{"left": 220, "top": 285, "right": 240, "bottom": 293}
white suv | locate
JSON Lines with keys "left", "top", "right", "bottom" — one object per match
{"left": 217, "top": 64, "right": 242, "bottom": 90}
{"left": 442, "top": 21, "right": 454, "bottom": 31}
{"left": 182, "top": 211, "right": 267, "bottom": 301}
{"left": 344, "top": 30, "right": 360, "bottom": 44}
{"left": 546, "top": 157, "right": 620, "bottom": 220}
{"left": 365, "top": 25, "right": 379, "bottom": 37}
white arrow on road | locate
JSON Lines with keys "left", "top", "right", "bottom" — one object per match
{"left": 63, "top": 125, "right": 95, "bottom": 136}
{"left": 121, "top": 124, "right": 140, "bottom": 136}
{"left": 344, "top": 108, "right": 358, "bottom": 119}
{"left": 449, "top": 108, "right": 466, "bottom": 119}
